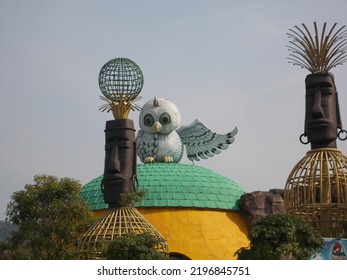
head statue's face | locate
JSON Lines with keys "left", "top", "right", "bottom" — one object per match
{"left": 305, "top": 73, "right": 341, "bottom": 148}
{"left": 102, "top": 120, "right": 136, "bottom": 207}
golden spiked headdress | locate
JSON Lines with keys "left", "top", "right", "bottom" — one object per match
{"left": 287, "top": 22, "right": 347, "bottom": 73}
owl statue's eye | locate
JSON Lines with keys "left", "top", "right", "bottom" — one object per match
{"left": 144, "top": 114, "right": 155, "bottom": 126}
{"left": 160, "top": 113, "right": 171, "bottom": 125}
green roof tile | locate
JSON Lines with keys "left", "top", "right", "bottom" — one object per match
{"left": 184, "top": 193, "right": 197, "bottom": 200}
{"left": 80, "top": 163, "right": 245, "bottom": 211}
{"left": 155, "top": 199, "right": 168, "bottom": 207}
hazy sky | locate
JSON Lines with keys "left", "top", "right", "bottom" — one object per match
{"left": 1, "top": 0, "right": 347, "bottom": 218}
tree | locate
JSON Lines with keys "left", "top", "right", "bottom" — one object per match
{"left": 6, "top": 175, "right": 93, "bottom": 259}
{"left": 103, "top": 232, "right": 167, "bottom": 260}
{"left": 235, "top": 214, "right": 324, "bottom": 260}
{"left": 0, "top": 221, "right": 17, "bottom": 241}
{"left": 341, "top": 221, "right": 347, "bottom": 238}
{"left": 120, "top": 189, "right": 147, "bottom": 207}
{"left": 0, "top": 240, "right": 11, "bottom": 259}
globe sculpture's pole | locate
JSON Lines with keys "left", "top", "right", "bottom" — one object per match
{"left": 98, "top": 58, "right": 143, "bottom": 208}
{"left": 76, "top": 58, "right": 168, "bottom": 259}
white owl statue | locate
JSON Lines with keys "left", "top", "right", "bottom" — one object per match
{"left": 136, "top": 97, "right": 238, "bottom": 163}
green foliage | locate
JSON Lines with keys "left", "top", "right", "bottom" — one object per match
{"left": 120, "top": 189, "right": 147, "bottom": 207}
{"left": 5, "top": 175, "right": 93, "bottom": 259}
{"left": 103, "top": 232, "right": 167, "bottom": 260}
{"left": 341, "top": 221, "right": 347, "bottom": 238}
{"left": 236, "top": 214, "right": 324, "bottom": 260}
{"left": 0, "top": 221, "right": 17, "bottom": 241}
{"left": 0, "top": 240, "right": 11, "bottom": 259}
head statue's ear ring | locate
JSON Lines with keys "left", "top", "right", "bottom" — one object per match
{"left": 336, "top": 91, "right": 343, "bottom": 129}
{"left": 100, "top": 180, "right": 104, "bottom": 194}
{"left": 132, "top": 174, "right": 138, "bottom": 191}
{"left": 300, "top": 133, "right": 309, "bottom": 145}
{"left": 338, "top": 129, "right": 347, "bottom": 141}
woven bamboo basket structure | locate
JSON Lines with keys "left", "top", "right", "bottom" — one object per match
{"left": 284, "top": 148, "right": 347, "bottom": 238}
{"left": 76, "top": 207, "right": 169, "bottom": 259}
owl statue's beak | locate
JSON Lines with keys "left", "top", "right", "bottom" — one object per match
{"left": 153, "top": 122, "right": 161, "bottom": 132}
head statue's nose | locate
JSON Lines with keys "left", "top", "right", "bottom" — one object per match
{"left": 311, "top": 106, "right": 324, "bottom": 119}
{"left": 311, "top": 86, "right": 324, "bottom": 119}
{"left": 108, "top": 144, "right": 121, "bottom": 173}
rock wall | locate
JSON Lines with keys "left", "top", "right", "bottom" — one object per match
{"left": 239, "top": 189, "right": 285, "bottom": 226}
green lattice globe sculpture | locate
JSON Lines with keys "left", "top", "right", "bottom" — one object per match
{"left": 98, "top": 58, "right": 144, "bottom": 119}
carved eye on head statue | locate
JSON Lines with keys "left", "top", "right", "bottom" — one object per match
{"left": 136, "top": 97, "right": 238, "bottom": 163}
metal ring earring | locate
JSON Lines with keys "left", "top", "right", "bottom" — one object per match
{"left": 338, "top": 129, "right": 347, "bottom": 141}
{"left": 300, "top": 133, "right": 309, "bottom": 145}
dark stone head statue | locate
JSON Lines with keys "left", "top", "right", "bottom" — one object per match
{"left": 287, "top": 22, "right": 347, "bottom": 148}
{"left": 303, "top": 72, "right": 343, "bottom": 149}
{"left": 102, "top": 119, "right": 137, "bottom": 208}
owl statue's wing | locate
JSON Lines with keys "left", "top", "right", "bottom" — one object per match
{"left": 176, "top": 119, "right": 238, "bottom": 161}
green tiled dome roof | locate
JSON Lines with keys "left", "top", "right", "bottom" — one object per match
{"left": 80, "top": 163, "right": 245, "bottom": 211}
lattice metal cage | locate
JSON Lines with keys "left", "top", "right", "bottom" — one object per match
{"left": 98, "top": 58, "right": 144, "bottom": 119}
{"left": 76, "top": 207, "right": 169, "bottom": 259}
{"left": 99, "top": 58, "right": 143, "bottom": 99}
{"left": 284, "top": 148, "right": 347, "bottom": 238}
